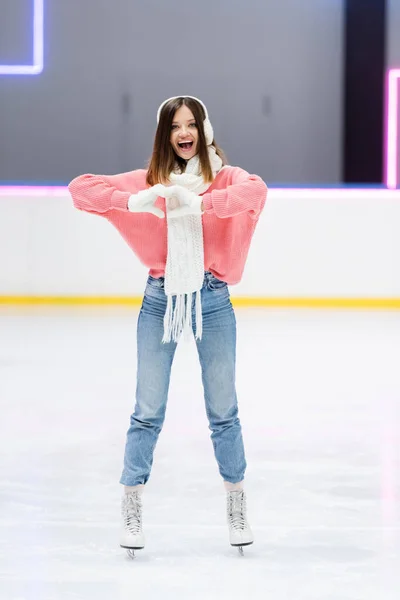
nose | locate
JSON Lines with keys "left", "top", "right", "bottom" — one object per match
{"left": 179, "top": 125, "right": 190, "bottom": 137}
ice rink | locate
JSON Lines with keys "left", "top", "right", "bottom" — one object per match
{"left": 1, "top": 307, "right": 399, "bottom": 600}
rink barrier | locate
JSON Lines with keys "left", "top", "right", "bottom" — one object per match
{"left": 0, "top": 296, "right": 400, "bottom": 309}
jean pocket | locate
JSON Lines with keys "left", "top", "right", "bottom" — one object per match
{"left": 147, "top": 275, "right": 165, "bottom": 289}
{"left": 207, "top": 274, "right": 228, "bottom": 290}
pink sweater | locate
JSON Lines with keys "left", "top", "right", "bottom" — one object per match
{"left": 69, "top": 166, "right": 267, "bottom": 284}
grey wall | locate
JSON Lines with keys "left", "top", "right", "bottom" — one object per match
{"left": 387, "top": 0, "right": 400, "bottom": 67}
{"left": 0, "top": 0, "right": 344, "bottom": 184}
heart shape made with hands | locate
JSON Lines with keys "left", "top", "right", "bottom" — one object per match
{"left": 152, "top": 184, "right": 199, "bottom": 212}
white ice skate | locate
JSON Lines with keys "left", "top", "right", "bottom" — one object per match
{"left": 226, "top": 490, "right": 254, "bottom": 556}
{"left": 120, "top": 490, "right": 145, "bottom": 559}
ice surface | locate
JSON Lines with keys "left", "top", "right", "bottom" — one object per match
{"left": 0, "top": 307, "right": 399, "bottom": 599}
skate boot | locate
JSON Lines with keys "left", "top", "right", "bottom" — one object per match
{"left": 120, "top": 490, "right": 145, "bottom": 558}
{"left": 226, "top": 490, "right": 254, "bottom": 555}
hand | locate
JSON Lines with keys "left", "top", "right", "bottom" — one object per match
{"left": 127, "top": 184, "right": 166, "bottom": 218}
{"left": 165, "top": 185, "right": 203, "bottom": 219}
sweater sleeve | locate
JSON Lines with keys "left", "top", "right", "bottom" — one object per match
{"left": 68, "top": 171, "right": 142, "bottom": 214}
{"left": 202, "top": 168, "right": 267, "bottom": 219}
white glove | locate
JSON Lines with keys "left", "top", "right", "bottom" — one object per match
{"left": 127, "top": 184, "right": 166, "bottom": 218}
{"left": 165, "top": 186, "right": 203, "bottom": 219}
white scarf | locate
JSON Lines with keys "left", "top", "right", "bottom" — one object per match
{"left": 162, "top": 146, "right": 223, "bottom": 343}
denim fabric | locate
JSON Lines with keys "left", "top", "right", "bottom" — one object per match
{"left": 120, "top": 272, "right": 247, "bottom": 486}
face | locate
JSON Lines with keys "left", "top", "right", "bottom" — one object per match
{"left": 170, "top": 104, "right": 199, "bottom": 160}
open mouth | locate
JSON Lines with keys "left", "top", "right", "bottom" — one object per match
{"left": 178, "top": 141, "right": 194, "bottom": 152}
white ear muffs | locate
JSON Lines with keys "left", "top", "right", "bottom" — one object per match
{"left": 203, "top": 118, "right": 214, "bottom": 146}
{"left": 157, "top": 95, "right": 214, "bottom": 146}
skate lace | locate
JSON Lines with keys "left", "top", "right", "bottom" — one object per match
{"left": 123, "top": 492, "right": 142, "bottom": 535}
{"left": 227, "top": 491, "right": 247, "bottom": 531}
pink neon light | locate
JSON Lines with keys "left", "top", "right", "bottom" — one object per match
{"left": 270, "top": 189, "right": 400, "bottom": 200}
{"left": 1, "top": 186, "right": 400, "bottom": 200}
{"left": 0, "top": 186, "right": 68, "bottom": 197}
{"left": 0, "top": 0, "right": 43, "bottom": 75}
{"left": 385, "top": 69, "right": 400, "bottom": 189}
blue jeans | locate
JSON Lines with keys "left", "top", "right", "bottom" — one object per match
{"left": 120, "top": 272, "right": 247, "bottom": 486}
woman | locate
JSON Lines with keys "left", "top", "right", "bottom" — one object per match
{"left": 69, "top": 96, "right": 267, "bottom": 556}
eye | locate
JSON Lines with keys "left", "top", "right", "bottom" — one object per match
{"left": 189, "top": 122, "right": 197, "bottom": 128}
{"left": 171, "top": 124, "right": 179, "bottom": 130}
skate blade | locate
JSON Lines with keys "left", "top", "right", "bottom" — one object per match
{"left": 231, "top": 541, "right": 253, "bottom": 556}
{"left": 121, "top": 545, "right": 144, "bottom": 560}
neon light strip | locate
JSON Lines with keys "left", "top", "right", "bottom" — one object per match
{"left": 385, "top": 69, "right": 400, "bottom": 189}
{"left": 0, "top": 0, "right": 43, "bottom": 75}
{"left": 269, "top": 189, "right": 400, "bottom": 200}
{"left": 1, "top": 187, "right": 400, "bottom": 199}
{"left": 0, "top": 186, "right": 69, "bottom": 197}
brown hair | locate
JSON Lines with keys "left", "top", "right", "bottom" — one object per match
{"left": 146, "top": 97, "right": 226, "bottom": 186}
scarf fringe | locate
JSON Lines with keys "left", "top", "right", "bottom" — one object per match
{"left": 184, "top": 292, "right": 193, "bottom": 341}
{"left": 195, "top": 289, "right": 202, "bottom": 340}
{"left": 162, "top": 291, "right": 203, "bottom": 344}
{"left": 162, "top": 295, "right": 173, "bottom": 343}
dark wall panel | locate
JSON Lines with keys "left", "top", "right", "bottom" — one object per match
{"left": 343, "top": 0, "right": 386, "bottom": 183}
